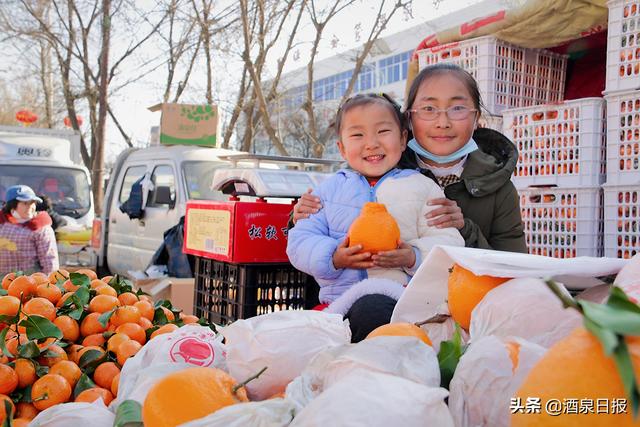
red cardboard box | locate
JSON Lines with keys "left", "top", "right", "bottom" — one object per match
{"left": 183, "top": 200, "right": 294, "bottom": 263}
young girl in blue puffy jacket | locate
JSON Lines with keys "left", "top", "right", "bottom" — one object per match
{"left": 286, "top": 93, "right": 463, "bottom": 341}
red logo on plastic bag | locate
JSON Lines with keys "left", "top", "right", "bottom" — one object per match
{"left": 170, "top": 336, "right": 215, "bottom": 366}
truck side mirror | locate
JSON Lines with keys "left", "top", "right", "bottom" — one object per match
{"left": 154, "top": 185, "right": 174, "bottom": 208}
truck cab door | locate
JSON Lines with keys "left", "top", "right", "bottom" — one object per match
{"left": 136, "top": 164, "right": 180, "bottom": 271}
{"left": 106, "top": 164, "right": 148, "bottom": 276}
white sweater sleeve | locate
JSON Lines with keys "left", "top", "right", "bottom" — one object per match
{"left": 377, "top": 174, "right": 464, "bottom": 268}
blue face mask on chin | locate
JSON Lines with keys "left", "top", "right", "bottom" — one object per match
{"left": 407, "top": 137, "right": 478, "bottom": 164}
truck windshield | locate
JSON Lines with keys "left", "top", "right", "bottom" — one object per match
{"left": 182, "top": 161, "right": 228, "bottom": 200}
{"left": 0, "top": 166, "right": 91, "bottom": 219}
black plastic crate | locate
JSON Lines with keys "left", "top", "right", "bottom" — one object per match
{"left": 193, "top": 256, "right": 320, "bottom": 325}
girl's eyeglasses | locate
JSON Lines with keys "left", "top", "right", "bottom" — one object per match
{"left": 408, "top": 105, "right": 477, "bottom": 121}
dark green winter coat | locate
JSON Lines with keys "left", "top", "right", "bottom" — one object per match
{"left": 398, "top": 127, "right": 527, "bottom": 253}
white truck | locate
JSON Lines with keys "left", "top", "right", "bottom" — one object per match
{"left": 94, "top": 145, "right": 339, "bottom": 278}
{"left": 0, "top": 125, "right": 96, "bottom": 267}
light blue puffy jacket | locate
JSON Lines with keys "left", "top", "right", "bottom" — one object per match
{"left": 286, "top": 168, "right": 420, "bottom": 303}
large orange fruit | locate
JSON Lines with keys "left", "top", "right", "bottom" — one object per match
{"left": 14, "top": 358, "right": 37, "bottom": 388}
{"left": 0, "top": 295, "right": 20, "bottom": 317}
{"left": 31, "top": 374, "right": 72, "bottom": 410}
{"left": 142, "top": 367, "right": 249, "bottom": 427}
{"left": 35, "top": 283, "right": 62, "bottom": 305}
{"left": 513, "top": 327, "right": 640, "bottom": 426}
{"left": 49, "top": 360, "right": 82, "bottom": 389}
{"left": 0, "top": 364, "right": 18, "bottom": 394}
{"left": 22, "top": 297, "right": 56, "bottom": 321}
{"left": 75, "top": 269, "right": 98, "bottom": 280}
{"left": 15, "top": 402, "right": 38, "bottom": 420}
{"left": 110, "top": 306, "right": 142, "bottom": 327}
{"left": 93, "top": 362, "right": 120, "bottom": 390}
{"left": 447, "top": 264, "right": 510, "bottom": 330}
{"left": 53, "top": 316, "right": 80, "bottom": 342}
{"left": 348, "top": 202, "right": 400, "bottom": 254}
{"left": 2, "top": 273, "right": 16, "bottom": 290}
{"left": 75, "top": 387, "right": 114, "bottom": 405}
{"left": 366, "top": 323, "right": 432, "bottom": 346}
{"left": 7, "top": 276, "right": 37, "bottom": 302}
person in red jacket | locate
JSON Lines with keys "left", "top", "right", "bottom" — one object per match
{"left": 0, "top": 185, "right": 59, "bottom": 275}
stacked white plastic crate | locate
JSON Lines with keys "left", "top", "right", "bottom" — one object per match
{"left": 416, "top": 36, "right": 568, "bottom": 128}
{"left": 503, "top": 99, "right": 607, "bottom": 258}
{"left": 603, "top": 0, "right": 640, "bottom": 259}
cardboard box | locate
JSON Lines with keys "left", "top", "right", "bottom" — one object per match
{"left": 148, "top": 103, "right": 218, "bottom": 147}
{"left": 183, "top": 199, "right": 293, "bottom": 263}
{"left": 133, "top": 277, "right": 195, "bottom": 316}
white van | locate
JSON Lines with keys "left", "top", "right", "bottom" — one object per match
{"left": 96, "top": 145, "right": 233, "bottom": 276}
{"left": 95, "top": 145, "right": 339, "bottom": 277}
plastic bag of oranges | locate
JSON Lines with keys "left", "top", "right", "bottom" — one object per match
{"left": 29, "top": 400, "right": 114, "bottom": 427}
{"left": 469, "top": 278, "right": 581, "bottom": 348}
{"left": 289, "top": 371, "right": 453, "bottom": 427}
{"left": 180, "top": 399, "right": 296, "bottom": 427}
{"left": 286, "top": 336, "right": 440, "bottom": 412}
{"left": 222, "top": 310, "right": 351, "bottom": 401}
{"left": 613, "top": 253, "right": 640, "bottom": 302}
{"left": 113, "top": 325, "right": 225, "bottom": 410}
{"left": 448, "top": 335, "right": 546, "bottom": 427}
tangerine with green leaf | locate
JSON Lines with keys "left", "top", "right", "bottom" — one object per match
{"left": 31, "top": 373, "right": 72, "bottom": 410}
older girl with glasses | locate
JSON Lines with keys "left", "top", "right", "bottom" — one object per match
{"left": 287, "top": 92, "right": 464, "bottom": 342}
{"left": 294, "top": 63, "right": 527, "bottom": 253}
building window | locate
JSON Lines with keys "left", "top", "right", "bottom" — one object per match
{"left": 377, "top": 50, "right": 412, "bottom": 86}
{"left": 285, "top": 50, "right": 412, "bottom": 108}
{"left": 356, "top": 64, "right": 374, "bottom": 92}
{"left": 283, "top": 85, "right": 306, "bottom": 109}
{"left": 312, "top": 70, "right": 353, "bottom": 102}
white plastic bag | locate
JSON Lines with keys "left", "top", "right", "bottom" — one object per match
{"left": 417, "top": 308, "right": 469, "bottom": 353}
{"left": 29, "top": 400, "right": 114, "bottom": 427}
{"left": 113, "top": 325, "right": 226, "bottom": 410}
{"left": 448, "top": 335, "right": 546, "bottom": 427}
{"left": 286, "top": 336, "right": 440, "bottom": 412}
{"left": 222, "top": 310, "right": 351, "bottom": 401}
{"left": 469, "top": 278, "right": 581, "bottom": 348}
{"left": 393, "top": 245, "right": 628, "bottom": 324}
{"left": 615, "top": 253, "right": 640, "bottom": 302}
{"left": 289, "top": 371, "right": 453, "bottom": 427}
{"left": 179, "top": 399, "right": 295, "bottom": 427}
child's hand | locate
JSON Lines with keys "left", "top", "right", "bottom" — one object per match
{"left": 332, "top": 238, "right": 374, "bottom": 270}
{"left": 371, "top": 241, "right": 416, "bottom": 269}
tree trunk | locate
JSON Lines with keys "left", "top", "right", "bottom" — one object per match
{"left": 201, "top": 0, "right": 213, "bottom": 104}
{"left": 93, "top": 0, "right": 111, "bottom": 215}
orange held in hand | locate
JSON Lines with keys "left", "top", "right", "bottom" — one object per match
{"left": 447, "top": 264, "right": 510, "bottom": 330}
{"left": 348, "top": 202, "right": 400, "bottom": 254}
{"left": 142, "top": 367, "right": 249, "bottom": 427}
